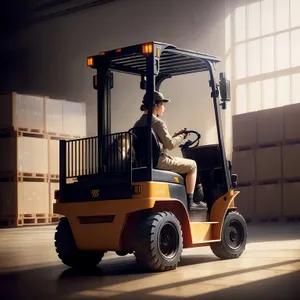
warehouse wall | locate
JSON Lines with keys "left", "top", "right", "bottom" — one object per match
{"left": 0, "top": 0, "right": 235, "bottom": 158}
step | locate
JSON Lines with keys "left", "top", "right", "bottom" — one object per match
{"left": 189, "top": 206, "right": 208, "bottom": 211}
{"left": 189, "top": 222, "right": 220, "bottom": 244}
{"left": 190, "top": 221, "right": 218, "bottom": 225}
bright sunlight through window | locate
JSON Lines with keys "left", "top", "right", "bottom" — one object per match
{"left": 225, "top": 0, "right": 300, "bottom": 115}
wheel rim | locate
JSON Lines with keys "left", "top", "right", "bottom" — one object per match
{"left": 225, "top": 220, "right": 244, "bottom": 250}
{"left": 158, "top": 222, "right": 179, "bottom": 259}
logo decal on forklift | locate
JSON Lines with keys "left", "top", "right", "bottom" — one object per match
{"left": 91, "top": 189, "right": 100, "bottom": 198}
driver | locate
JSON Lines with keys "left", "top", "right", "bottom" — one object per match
{"left": 133, "top": 90, "right": 206, "bottom": 208}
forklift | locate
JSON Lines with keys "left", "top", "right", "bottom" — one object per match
{"left": 53, "top": 41, "right": 247, "bottom": 272}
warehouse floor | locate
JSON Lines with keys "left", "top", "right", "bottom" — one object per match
{"left": 0, "top": 223, "right": 299, "bottom": 299}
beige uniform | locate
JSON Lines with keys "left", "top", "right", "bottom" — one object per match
{"left": 133, "top": 114, "right": 197, "bottom": 174}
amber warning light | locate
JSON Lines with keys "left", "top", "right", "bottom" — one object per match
{"left": 142, "top": 43, "right": 153, "bottom": 54}
{"left": 87, "top": 57, "right": 94, "bottom": 66}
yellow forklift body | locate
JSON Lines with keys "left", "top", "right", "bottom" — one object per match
{"left": 53, "top": 182, "right": 238, "bottom": 251}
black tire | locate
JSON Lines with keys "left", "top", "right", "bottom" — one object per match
{"left": 55, "top": 217, "right": 104, "bottom": 268}
{"left": 211, "top": 211, "right": 247, "bottom": 259}
{"left": 133, "top": 211, "right": 183, "bottom": 272}
{"left": 115, "top": 251, "right": 129, "bottom": 256}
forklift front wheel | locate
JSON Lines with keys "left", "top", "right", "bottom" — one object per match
{"left": 210, "top": 211, "right": 247, "bottom": 259}
{"left": 133, "top": 211, "right": 183, "bottom": 272}
{"left": 55, "top": 217, "right": 104, "bottom": 269}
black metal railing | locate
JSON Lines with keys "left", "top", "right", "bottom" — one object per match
{"left": 65, "top": 136, "right": 98, "bottom": 178}
{"left": 60, "top": 132, "right": 133, "bottom": 180}
{"left": 102, "top": 132, "right": 133, "bottom": 176}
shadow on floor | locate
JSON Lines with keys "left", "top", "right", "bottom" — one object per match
{"left": 247, "top": 222, "right": 300, "bottom": 243}
{"left": 190, "top": 269, "right": 300, "bottom": 300}
{"left": 0, "top": 255, "right": 299, "bottom": 300}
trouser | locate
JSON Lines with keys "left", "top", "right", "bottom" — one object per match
{"left": 157, "top": 154, "right": 197, "bottom": 174}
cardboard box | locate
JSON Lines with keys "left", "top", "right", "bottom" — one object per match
{"left": 235, "top": 185, "right": 255, "bottom": 219}
{"left": 0, "top": 182, "right": 49, "bottom": 216}
{"left": 62, "top": 100, "right": 86, "bottom": 137}
{"left": 256, "top": 183, "right": 282, "bottom": 218}
{"left": 0, "top": 136, "right": 48, "bottom": 175}
{"left": 49, "top": 139, "right": 59, "bottom": 176}
{"left": 232, "top": 150, "right": 256, "bottom": 183}
{"left": 0, "top": 92, "right": 45, "bottom": 132}
{"left": 232, "top": 112, "right": 257, "bottom": 148}
{"left": 283, "top": 103, "right": 300, "bottom": 141}
{"left": 45, "top": 98, "right": 63, "bottom": 134}
{"left": 257, "top": 107, "right": 283, "bottom": 144}
{"left": 282, "top": 144, "right": 300, "bottom": 178}
{"left": 256, "top": 146, "right": 282, "bottom": 181}
{"left": 49, "top": 182, "right": 59, "bottom": 214}
{"left": 282, "top": 182, "right": 300, "bottom": 217}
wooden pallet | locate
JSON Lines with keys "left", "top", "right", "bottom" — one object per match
{"left": 21, "top": 213, "right": 48, "bottom": 218}
{"left": 2, "top": 213, "right": 48, "bottom": 218}
{"left": 0, "top": 216, "right": 50, "bottom": 227}
{"left": 22, "top": 217, "right": 49, "bottom": 225}
{"left": 19, "top": 172, "right": 48, "bottom": 178}
{"left": 0, "top": 218, "right": 23, "bottom": 227}
{"left": 15, "top": 127, "right": 44, "bottom": 134}
{"left": 0, "top": 173, "right": 49, "bottom": 182}
{"left": 0, "top": 127, "right": 46, "bottom": 139}
{"left": 48, "top": 132, "right": 84, "bottom": 140}
{"left": 49, "top": 215, "right": 62, "bottom": 223}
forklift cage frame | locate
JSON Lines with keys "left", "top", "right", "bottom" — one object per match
{"left": 59, "top": 41, "right": 232, "bottom": 202}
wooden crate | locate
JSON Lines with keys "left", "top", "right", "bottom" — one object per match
{"left": 256, "top": 183, "right": 282, "bottom": 219}
{"left": 0, "top": 135, "right": 48, "bottom": 175}
{"left": 0, "top": 181, "right": 49, "bottom": 218}
{"left": 62, "top": 100, "right": 86, "bottom": 137}
{"left": 257, "top": 107, "right": 283, "bottom": 145}
{"left": 283, "top": 102, "right": 300, "bottom": 141}
{"left": 0, "top": 92, "right": 45, "bottom": 132}
{"left": 232, "top": 112, "right": 257, "bottom": 148}
{"left": 49, "top": 139, "right": 60, "bottom": 176}
{"left": 256, "top": 146, "right": 282, "bottom": 181}
{"left": 232, "top": 150, "right": 256, "bottom": 183}
{"left": 235, "top": 185, "right": 256, "bottom": 219}
{"left": 49, "top": 138, "right": 88, "bottom": 178}
{"left": 282, "top": 182, "right": 300, "bottom": 217}
{"left": 282, "top": 144, "right": 300, "bottom": 179}
{"left": 45, "top": 97, "right": 63, "bottom": 135}
{"left": 49, "top": 182, "right": 59, "bottom": 215}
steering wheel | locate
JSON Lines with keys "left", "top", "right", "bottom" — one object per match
{"left": 179, "top": 130, "right": 201, "bottom": 149}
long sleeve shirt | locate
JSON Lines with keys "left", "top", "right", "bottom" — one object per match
{"left": 133, "top": 114, "right": 185, "bottom": 155}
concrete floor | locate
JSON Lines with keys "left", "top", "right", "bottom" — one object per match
{"left": 0, "top": 223, "right": 299, "bottom": 299}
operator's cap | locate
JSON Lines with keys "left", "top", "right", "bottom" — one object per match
{"left": 142, "top": 90, "right": 171, "bottom": 105}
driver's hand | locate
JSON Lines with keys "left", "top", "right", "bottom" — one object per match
{"left": 173, "top": 128, "right": 187, "bottom": 138}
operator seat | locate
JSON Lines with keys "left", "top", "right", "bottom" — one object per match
{"left": 129, "top": 126, "right": 184, "bottom": 184}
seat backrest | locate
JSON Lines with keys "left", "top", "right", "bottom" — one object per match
{"left": 129, "top": 126, "right": 161, "bottom": 168}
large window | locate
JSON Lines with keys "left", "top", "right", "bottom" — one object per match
{"left": 226, "top": 0, "right": 300, "bottom": 115}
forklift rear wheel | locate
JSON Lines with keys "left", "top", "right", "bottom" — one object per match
{"left": 134, "top": 211, "right": 183, "bottom": 272}
{"left": 210, "top": 211, "right": 247, "bottom": 259}
{"left": 55, "top": 217, "right": 104, "bottom": 268}
{"left": 116, "top": 251, "right": 130, "bottom": 256}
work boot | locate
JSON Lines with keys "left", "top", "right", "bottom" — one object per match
{"left": 193, "top": 183, "right": 204, "bottom": 203}
{"left": 189, "top": 198, "right": 207, "bottom": 209}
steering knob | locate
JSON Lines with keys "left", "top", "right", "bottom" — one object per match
{"left": 179, "top": 129, "right": 201, "bottom": 149}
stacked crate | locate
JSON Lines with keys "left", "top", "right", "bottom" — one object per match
{"left": 0, "top": 92, "right": 86, "bottom": 226}
{"left": 46, "top": 97, "right": 86, "bottom": 222}
{"left": 0, "top": 92, "right": 49, "bottom": 226}
{"left": 232, "top": 112, "right": 257, "bottom": 220}
{"left": 281, "top": 104, "right": 300, "bottom": 220}
{"left": 232, "top": 104, "right": 300, "bottom": 222}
